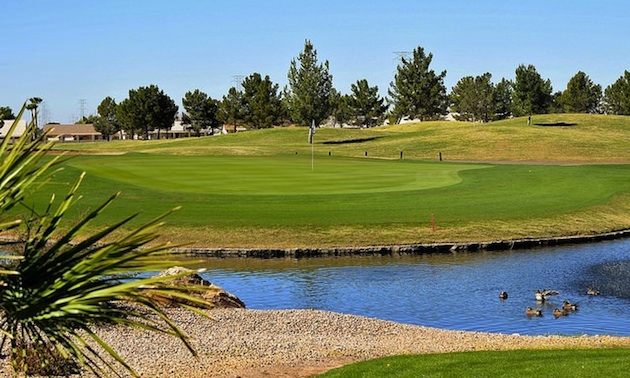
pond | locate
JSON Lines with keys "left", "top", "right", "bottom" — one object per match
{"left": 195, "top": 238, "right": 630, "bottom": 336}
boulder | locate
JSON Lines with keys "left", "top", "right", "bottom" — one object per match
{"left": 150, "top": 266, "right": 245, "bottom": 309}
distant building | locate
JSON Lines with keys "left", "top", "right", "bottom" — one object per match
{"left": 40, "top": 121, "right": 228, "bottom": 142}
{"left": 42, "top": 124, "right": 103, "bottom": 142}
{"left": 0, "top": 119, "right": 28, "bottom": 140}
{"left": 148, "top": 120, "right": 195, "bottom": 139}
{"left": 221, "top": 124, "right": 247, "bottom": 134}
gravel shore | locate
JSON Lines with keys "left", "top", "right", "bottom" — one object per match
{"left": 16, "top": 308, "right": 627, "bottom": 378}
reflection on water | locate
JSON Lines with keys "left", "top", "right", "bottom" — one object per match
{"left": 194, "top": 239, "right": 630, "bottom": 336}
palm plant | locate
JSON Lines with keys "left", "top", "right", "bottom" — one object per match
{"left": 0, "top": 103, "right": 211, "bottom": 377}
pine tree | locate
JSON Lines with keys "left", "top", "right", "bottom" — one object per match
{"left": 330, "top": 89, "right": 353, "bottom": 127}
{"left": 219, "top": 87, "right": 244, "bottom": 132}
{"left": 603, "top": 70, "right": 630, "bottom": 115}
{"left": 558, "top": 71, "right": 602, "bottom": 113}
{"left": 348, "top": 79, "right": 388, "bottom": 127}
{"left": 493, "top": 78, "right": 513, "bottom": 120}
{"left": 118, "top": 85, "right": 178, "bottom": 139}
{"left": 450, "top": 73, "right": 494, "bottom": 123}
{"left": 388, "top": 46, "right": 448, "bottom": 123}
{"left": 241, "top": 73, "right": 283, "bottom": 129}
{"left": 182, "top": 89, "right": 220, "bottom": 136}
{"left": 511, "top": 64, "right": 552, "bottom": 123}
{"left": 285, "top": 40, "right": 333, "bottom": 127}
{"left": 94, "top": 96, "right": 120, "bottom": 141}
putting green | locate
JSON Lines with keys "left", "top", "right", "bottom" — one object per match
{"left": 68, "top": 154, "right": 488, "bottom": 195}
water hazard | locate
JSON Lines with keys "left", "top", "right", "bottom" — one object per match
{"left": 196, "top": 239, "right": 630, "bottom": 336}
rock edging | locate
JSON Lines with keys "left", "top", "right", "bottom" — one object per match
{"left": 172, "top": 228, "right": 630, "bottom": 258}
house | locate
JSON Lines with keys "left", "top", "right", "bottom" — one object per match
{"left": 41, "top": 121, "right": 230, "bottom": 142}
{"left": 169, "top": 120, "right": 220, "bottom": 137}
{"left": 42, "top": 123, "right": 103, "bottom": 142}
{"left": 148, "top": 120, "right": 194, "bottom": 139}
{"left": 0, "top": 119, "right": 28, "bottom": 140}
{"left": 221, "top": 124, "right": 247, "bottom": 134}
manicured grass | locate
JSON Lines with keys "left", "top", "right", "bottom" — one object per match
{"left": 67, "top": 154, "right": 482, "bottom": 195}
{"left": 52, "top": 114, "right": 630, "bottom": 163}
{"left": 25, "top": 114, "right": 630, "bottom": 247}
{"left": 16, "top": 153, "right": 630, "bottom": 247}
{"left": 317, "top": 349, "right": 630, "bottom": 378}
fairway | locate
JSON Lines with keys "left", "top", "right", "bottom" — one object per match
{"left": 68, "top": 154, "right": 487, "bottom": 195}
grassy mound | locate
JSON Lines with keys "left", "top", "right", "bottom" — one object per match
{"left": 54, "top": 114, "right": 630, "bottom": 163}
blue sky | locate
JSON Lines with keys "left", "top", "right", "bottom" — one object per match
{"left": 2, "top": 0, "right": 628, "bottom": 123}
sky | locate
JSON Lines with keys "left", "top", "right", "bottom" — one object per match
{"left": 2, "top": 0, "right": 629, "bottom": 123}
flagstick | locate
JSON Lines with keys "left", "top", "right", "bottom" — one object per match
{"left": 310, "top": 119, "right": 315, "bottom": 172}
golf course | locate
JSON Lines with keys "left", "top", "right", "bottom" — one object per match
{"left": 35, "top": 113, "right": 630, "bottom": 249}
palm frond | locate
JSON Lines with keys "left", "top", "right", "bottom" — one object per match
{"left": 0, "top": 102, "right": 213, "bottom": 377}
{"left": 0, "top": 103, "right": 64, "bottom": 229}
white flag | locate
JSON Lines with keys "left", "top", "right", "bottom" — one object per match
{"left": 308, "top": 119, "right": 316, "bottom": 144}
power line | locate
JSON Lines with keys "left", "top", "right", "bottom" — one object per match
{"left": 231, "top": 75, "right": 245, "bottom": 89}
{"left": 229, "top": 75, "right": 245, "bottom": 134}
{"left": 393, "top": 51, "right": 412, "bottom": 62}
{"left": 78, "top": 99, "right": 87, "bottom": 121}
{"left": 392, "top": 51, "right": 412, "bottom": 76}
{"left": 40, "top": 102, "right": 50, "bottom": 125}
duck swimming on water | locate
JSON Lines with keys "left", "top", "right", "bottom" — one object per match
{"left": 562, "top": 300, "right": 578, "bottom": 311}
{"left": 587, "top": 288, "right": 600, "bottom": 295}
{"left": 535, "top": 289, "right": 560, "bottom": 302}
{"left": 553, "top": 308, "right": 568, "bottom": 318}
{"left": 525, "top": 307, "right": 542, "bottom": 317}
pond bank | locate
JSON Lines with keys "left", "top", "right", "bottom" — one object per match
{"left": 76, "top": 308, "right": 630, "bottom": 378}
{"left": 173, "top": 228, "right": 630, "bottom": 258}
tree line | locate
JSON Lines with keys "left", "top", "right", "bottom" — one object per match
{"left": 390, "top": 46, "right": 629, "bottom": 124}
{"left": 4, "top": 41, "right": 630, "bottom": 139}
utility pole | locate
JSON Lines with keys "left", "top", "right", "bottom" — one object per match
{"left": 393, "top": 51, "right": 411, "bottom": 62}
{"left": 231, "top": 75, "right": 245, "bottom": 87}
{"left": 392, "top": 52, "right": 412, "bottom": 80}
{"left": 40, "top": 102, "right": 50, "bottom": 126}
{"left": 78, "top": 99, "right": 87, "bottom": 122}
{"left": 230, "top": 75, "right": 244, "bottom": 133}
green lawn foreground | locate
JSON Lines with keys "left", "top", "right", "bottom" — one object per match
{"left": 317, "top": 348, "right": 630, "bottom": 378}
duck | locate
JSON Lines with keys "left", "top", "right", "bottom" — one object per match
{"left": 535, "top": 289, "right": 560, "bottom": 302}
{"left": 553, "top": 308, "right": 568, "bottom": 317}
{"left": 587, "top": 288, "right": 600, "bottom": 296}
{"left": 499, "top": 291, "right": 508, "bottom": 300}
{"left": 525, "top": 307, "right": 542, "bottom": 317}
{"left": 562, "top": 300, "right": 578, "bottom": 311}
